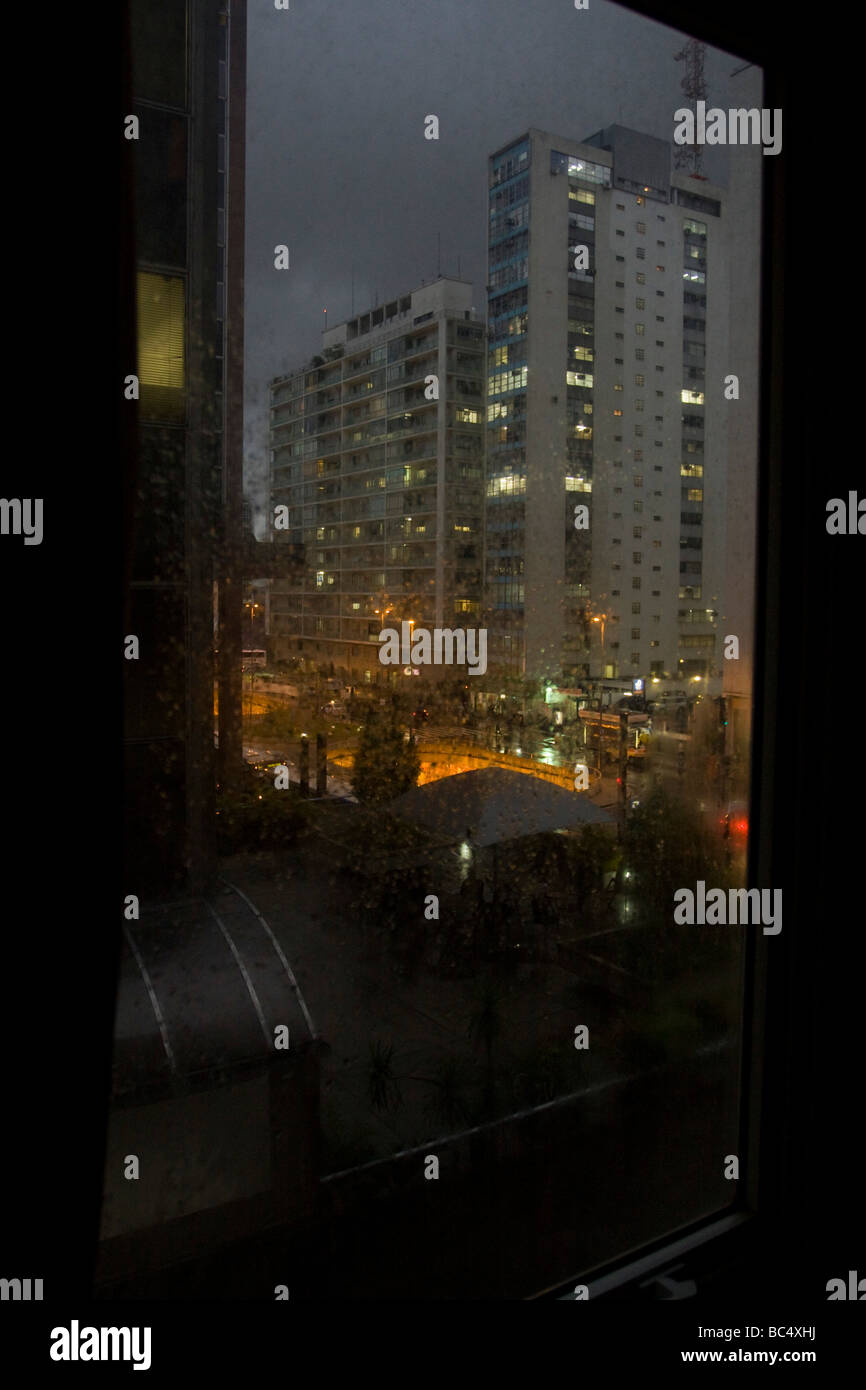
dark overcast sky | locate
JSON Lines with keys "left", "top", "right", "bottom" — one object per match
{"left": 243, "top": 0, "right": 756, "bottom": 522}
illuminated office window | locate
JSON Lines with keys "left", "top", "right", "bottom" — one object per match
{"left": 136, "top": 271, "right": 185, "bottom": 421}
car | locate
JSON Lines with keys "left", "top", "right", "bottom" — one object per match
{"left": 411, "top": 708, "right": 430, "bottom": 723}
{"left": 320, "top": 700, "right": 347, "bottom": 719}
{"left": 615, "top": 694, "right": 647, "bottom": 712}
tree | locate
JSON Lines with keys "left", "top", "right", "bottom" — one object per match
{"left": 351, "top": 709, "right": 420, "bottom": 805}
{"left": 617, "top": 782, "right": 735, "bottom": 980}
{"left": 621, "top": 783, "right": 720, "bottom": 915}
{"left": 367, "top": 1038, "right": 402, "bottom": 1114}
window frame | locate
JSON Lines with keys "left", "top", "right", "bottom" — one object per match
{"left": 545, "top": 0, "right": 806, "bottom": 1306}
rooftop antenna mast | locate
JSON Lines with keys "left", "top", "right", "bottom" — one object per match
{"left": 673, "top": 38, "right": 707, "bottom": 176}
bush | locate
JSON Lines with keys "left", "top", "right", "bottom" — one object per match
{"left": 216, "top": 767, "right": 307, "bottom": 854}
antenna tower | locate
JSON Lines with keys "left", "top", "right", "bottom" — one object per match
{"left": 674, "top": 38, "right": 707, "bottom": 176}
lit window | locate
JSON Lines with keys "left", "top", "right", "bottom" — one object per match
{"left": 487, "top": 474, "right": 527, "bottom": 497}
{"left": 137, "top": 271, "right": 185, "bottom": 420}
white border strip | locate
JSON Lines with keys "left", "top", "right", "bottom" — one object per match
{"left": 204, "top": 900, "right": 271, "bottom": 1049}
{"left": 219, "top": 876, "right": 318, "bottom": 1040}
{"left": 123, "top": 923, "right": 177, "bottom": 1075}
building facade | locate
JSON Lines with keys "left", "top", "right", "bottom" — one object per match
{"left": 268, "top": 279, "right": 486, "bottom": 681}
{"left": 484, "top": 125, "right": 747, "bottom": 690}
{"left": 125, "top": 0, "right": 246, "bottom": 893}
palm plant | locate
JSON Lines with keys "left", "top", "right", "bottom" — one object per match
{"left": 367, "top": 1037, "right": 402, "bottom": 1113}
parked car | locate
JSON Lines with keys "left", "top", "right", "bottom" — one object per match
{"left": 320, "top": 700, "right": 347, "bottom": 719}
{"left": 615, "top": 694, "right": 647, "bottom": 712}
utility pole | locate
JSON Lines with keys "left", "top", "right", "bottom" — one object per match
{"left": 593, "top": 613, "right": 607, "bottom": 771}
{"left": 316, "top": 731, "right": 327, "bottom": 797}
{"left": 617, "top": 708, "right": 629, "bottom": 840}
{"left": 299, "top": 734, "right": 310, "bottom": 797}
{"left": 597, "top": 682, "right": 604, "bottom": 773}
{"left": 718, "top": 695, "right": 729, "bottom": 809}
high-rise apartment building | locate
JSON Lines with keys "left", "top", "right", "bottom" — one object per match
{"left": 124, "top": 0, "right": 246, "bottom": 892}
{"left": 268, "top": 279, "right": 485, "bottom": 680}
{"left": 484, "top": 125, "right": 750, "bottom": 689}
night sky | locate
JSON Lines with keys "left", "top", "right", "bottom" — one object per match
{"left": 243, "top": 0, "right": 757, "bottom": 527}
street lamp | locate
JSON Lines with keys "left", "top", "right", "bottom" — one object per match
{"left": 592, "top": 613, "right": 608, "bottom": 772}
{"left": 373, "top": 600, "right": 395, "bottom": 685}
